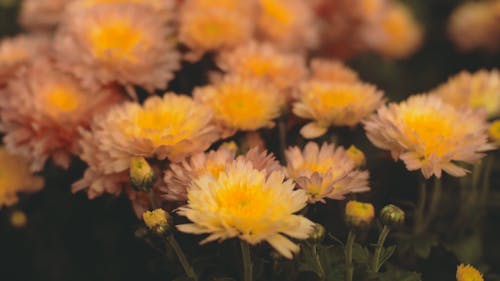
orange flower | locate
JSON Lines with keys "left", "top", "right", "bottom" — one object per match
{"left": 19, "top": 0, "right": 71, "bottom": 31}
{"left": 55, "top": 3, "right": 180, "bottom": 92}
{"left": 0, "top": 57, "right": 124, "bottom": 171}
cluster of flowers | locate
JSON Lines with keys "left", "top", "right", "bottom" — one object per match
{"left": 448, "top": 0, "right": 500, "bottom": 53}
{"left": 0, "top": 0, "right": 499, "bottom": 273}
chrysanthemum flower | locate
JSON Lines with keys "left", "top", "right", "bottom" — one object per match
{"left": 456, "top": 264, "right": 484, "bottom": 281}
{"left": 293, "top": 80, "right": 384, "bottom": 138}
{"left": 162, "top": 145, "right": 282, "bottom": 201}
{"left": 0, "top": 57, "right": 124, "bottom": 171}
{"left": 448, "top": 1, "right": 500, "bottom": 52}
{"left": 194, "top": 76, "right": 285, "bottom": 137}
{"left": 19, "top": 0, "right": 71, "bottom": 31}
{"left": 55, "top": 3, "right": 180, "bottom": 92}
{"left": 367, "top": 3, "right": 422, "bottom": 59}
{"left": 0, "top": 147, "right": 44, "bottom": 208}
{"left": 431, "top": 69, "right": 500, "bottom": 118}
{"left": 66, "top": 0, "right": 175, "bottom": 14}
{"left": 257, "top": 0, "right": 318, "bottom": 51}
{"left": 0, "top": 35, "right": 51, "bottom": 86}
{"left": 309, "top": 58, "right": 360, "bottom": 84}
{"left": 177, "top": 159, "right": 314, "bottom": 259}
{"left": 83, "top": 93, "right": 218, "bottom": 174}
{"left": 364, "top": 94, "right": 494, "bottom": 178}
{"left": 285, "top": 142, "right": 370, "bottom": 203}
{"left": 178, "top": 0, "right": 254, "bottom": 60}
{"left": 216, "top": 42, "right": 307, "bottom": 95}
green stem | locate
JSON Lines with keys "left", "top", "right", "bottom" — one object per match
{"left": 167, "top": 234, "right": 198, "bottom": 281}
{"left": 312, "top": 243, "right": 326, "bottom": 280}
{"left": 278, "top": 116, "right": 287, "bottom": 163}
{"left": 420, "top": 177, "right": 442, "bottom": 231}
{"left": 240, "top": 240, "right": 253, "bottom": 281}
{"left": 479, "top": 156, "right": 494, "bottom": 205}
{"left": 413, "top": 179, "right": 426, "bottom": 234}
{"left": 372, "top": 226, "right": 390, "bottom": 273}
{"left": 345, "top": 231, "right": 356, "bottom": 281}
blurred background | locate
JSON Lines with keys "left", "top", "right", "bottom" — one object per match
{"left": 0, "top": 0, "right": 499, "bottom": 281}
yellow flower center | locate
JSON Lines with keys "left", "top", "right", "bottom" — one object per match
{"left": 88, "top": 19, "right": 147, "bottom": 63}
{"left": 261, "top": 0, "right": 293, "bottom": 26}
{"left": 307, "top": 84, "right": 364, "bottom": 114}
{"left": 41, "top": 84, "right": 83, "bottom": 116}
{"left": 242, "top": 56, "right": 280, "bottom": 77}
{"left": 402, "top": 109, "right": 455, "bottom": 158}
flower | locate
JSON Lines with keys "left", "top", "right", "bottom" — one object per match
{"left": 82, "top": 93, "right": 218, "bottom": 174}
{"left": 309, "top": 58, "right": 360, "bottom": 84}
{"left": 19, "top": 0, "right": 70, "bottom": 31}
{"left": 379, "top": 204, "right": 405, "bottom": 228}
{"left": 162, "top": 144, "right": 281, "bottom": 201}
{"left": 456, "top": 264, "right": 484, "bottom": 281}
{"left": 448, "top": 1, "right": 500, "bottom": 52}
{"left": 364, "top": 94, "right": 495, "bottom": 178}
{"left": 0, "top": 147, "right": 44, "bottom": 208}
{"left": 293, "top": 80, "right": 384, "bottom": 138}
{"left": 285, "top": 142, "right": 370, "bottom": 203}
{"left": 257, "top": 0, "right": 318, "bottom": 51}
{"left": 489, "top": 120, "right": 500, "bottom": 145}
{"left": 216, "top": 41, "right": 307, "bottom": 95}
{"left": 0, "top": 57, "right": 124, "bottom": 171}
{"left": 143, "top": 208, "right": 170, "bottom": 234}
{"left": 66, "top": 0, "right": 175, "bottom": 14}
{"left": 367, "top": 2, "right": 423, "bottom": 59}
{"left": 55, "top": 3, "right": 180, "bottom": 92}
{"left": 431, "top": 69, "right": 500, "bottom": 118}
{"left": 0, "top": 34, "right": 51, "bottom": 86}
{"left": 177, "top": 159, "right": 314, "bottom": 259}
{"left": 345, "top": 200, "right": 375, "bottom": 228}
{"left": 194, "top": 76, "right": 284, "bottom": 137}
{"left": 178, "top": 0, "right": 254, "bottom": 60}
{"left": 347, "top": 145, "right": 366, "bottom": 168}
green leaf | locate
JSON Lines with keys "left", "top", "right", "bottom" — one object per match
{"left": 397, "top": 233, "right": 438, "bottom": 259}
{"left": 378, "top": 245, "right": 396, "bottom": 269}
{"left": 378, "top": 270, "right": 421, "bottom": 281}
{"left": 352, "top": 243, "right": 371, "bottom": 264}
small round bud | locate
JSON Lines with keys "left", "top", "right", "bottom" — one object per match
{"left": 10, "top": 210, "right": 27, "bottom": 228}
{"left": 143, "top": 208, "right": 171, "bottom": 235}
{"left": 488, "top": 120, "right": 500, "bottom": 146}
{"left": 345, "top": 200, "right": 375, "bottom": 229}
{"left": 347, "top": 145, "right": 366, "bottom": 168}
{"left": 308, "top": 223, "right": 326, "bottom": 242}
{"left": 130, "top": 157, "right": 155, "bottom": 191}
{"left": 379, "top": 204, "right": 405, "bottom": 228}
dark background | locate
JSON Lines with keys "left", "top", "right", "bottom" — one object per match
{"left": 1, "top": 1, "right": 499, "bottom": 281}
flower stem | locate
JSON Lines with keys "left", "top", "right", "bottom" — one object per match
{"left": 312, "top": 243, "right": 326, "bottom": 280}
{"left": 372, "top": 225, "right": 390, "bottom": 273}
{"left": 167, "top": 234, "right": 198, "bottom": 281}
{"left": 345, "top": 231, "right": 356, "bottom": 281}
{"left": 421, "top": 177, "right": 442, "bottom": 231}
{"left": 413, "top": 179, "right": 426, "bottom": 234}
{"left": 240, "top": 240, "right": 253, "bottom": 281}
{"left": 479, "top": 155, "right": 494, "bottom": 205}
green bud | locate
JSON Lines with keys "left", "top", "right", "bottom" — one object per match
{"left": 130, "top": 157, "right": 155, "bottom": 191}
{"left": 308, "top": 223, "right": 326, "bottom": 242}
{"left": 380, "top": 204, "right": 405, "bottom": 228}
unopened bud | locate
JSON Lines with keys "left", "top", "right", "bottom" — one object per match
{"left": 488, "top": 120, "right": 500, "bottom": 146}
{"left": 347, "top": 145, "right": 366, "bottom": 167}
{"left": 308, "top": 223, "right": 326, "bottom": 242}
{"left": 345, "top": 200, "right": 375, "bottom": 229}
{"left": 143, "top": 208, "right": 171, "bottom": 235}
{"left": 10, "top": 210, "right": 27, "bottom": 228}
{"left": 380, "top": 204, "right": 405, "bottom": 228}
{"left": 130, "top": 157, "right": 155, "bottom": 191}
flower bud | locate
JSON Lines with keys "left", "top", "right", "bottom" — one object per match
{"left": 379, "top": 204, "right": 405, "bottom": 228}
{"left": 130, "top": 157, "right": 155, "bottom": 191}
{"left": 456, "top": 264, "right": 483, "bottom": 281}
{"left": 345, "top": 200, "right": 375, "bottom": 229}
{"left": 488, "top": 120, "right": 500, "bottom": 146}
{"left": 142, "top": 208, "right": 171, "bottom": 235}
{"left": 347, "top": 145, "right": 366, "bottom": 167}
{"left": 308, "top": 223, "right": 326, "bottom": 242}
{"left": 10, "top": 210, "right": 27, "bottom": 228}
